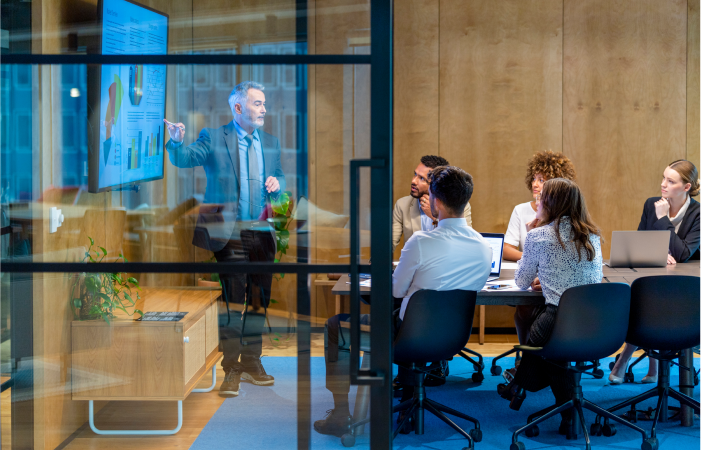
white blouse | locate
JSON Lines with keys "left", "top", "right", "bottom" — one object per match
{"left": 505, "top": 202, "right": 537, "bottom": 251}
{"left": 515, "top": 217, "right": 603, "bottom": 307}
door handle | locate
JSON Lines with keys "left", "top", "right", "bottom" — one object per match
{"left": 350, "top": 159, "right": 385, "bottom": 386}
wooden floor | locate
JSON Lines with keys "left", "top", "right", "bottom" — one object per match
{"left": 1, "top": 335, "right": 644, "bottom": 450}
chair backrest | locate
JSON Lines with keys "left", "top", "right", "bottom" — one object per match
{"left": 626, "top": 275, "right": 700, "bottom": 351}
{"left": 393, "top": 290, "right": 476, "bottom": 364}
{"left": 538, "top": 283, "right": 631, "bottom": 362}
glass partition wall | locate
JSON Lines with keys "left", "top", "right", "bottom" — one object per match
{"left": 0, "top": 0, "right": 393, "bottom": 448}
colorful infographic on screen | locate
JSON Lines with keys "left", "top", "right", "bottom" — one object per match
{"left": 97, "top": 0, "right": 167, "bottom": 190}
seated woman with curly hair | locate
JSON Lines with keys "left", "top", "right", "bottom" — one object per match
{"left": 501, "top": 151, "right": 578, "bottom": 382}
{"left": 504, "top": 151, "right": 578, "bottom": 262}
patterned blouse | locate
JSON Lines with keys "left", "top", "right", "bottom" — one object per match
{"left": 515, "top": 217, "right": 603, "bottom": 306}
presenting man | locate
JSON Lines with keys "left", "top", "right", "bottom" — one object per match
{"left": 164, "top": 81, "right": 285, "bottom": 398}
{"left": 314, "top": 166, "right": 491, "bottom": 437}
{"left": 393, "top": 155, "right": 472, "bottom": 253}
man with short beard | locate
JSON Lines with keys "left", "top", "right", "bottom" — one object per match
{"left": 392, "top": 155, "right": 473, "bottom": 253}
{"left": 164, "top": 81, "right": 285, "bottom": 398}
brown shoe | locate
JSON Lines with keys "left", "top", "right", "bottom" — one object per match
{"left": 241, "top": 356, "right": 275, "bottom": 386}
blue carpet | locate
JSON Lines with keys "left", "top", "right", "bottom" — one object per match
{"left": 190, "top": 357, "right": 699, "bottom": 449}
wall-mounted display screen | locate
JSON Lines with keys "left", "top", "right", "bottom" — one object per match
{"left": 88, "top": 0, "right": 168, "bottom": 192}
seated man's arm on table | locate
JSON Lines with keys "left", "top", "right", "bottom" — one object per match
{"left": 392, "top": 234, "right": 421, "bottom": 300}
{"left": 166, "top": 128, "right": 212, "bottom": 168}
{"left": 392, "top": 200, "right": 404, "bottom": 253}
{"left": 514, "top": 232, "right": 539, "bottom": 290}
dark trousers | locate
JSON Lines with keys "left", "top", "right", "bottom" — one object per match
{"left": 324, "top": 299, "right": 405, "bottom": 399}
{"left": 214, "top": 228, "right": 275, "bottom": 373}
{"left": 513, "top": 304, "right": 574, "bottom": 407}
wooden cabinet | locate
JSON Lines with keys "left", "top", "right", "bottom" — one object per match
{"left": 72, "top": 287, "right": 222, "bottom": 401}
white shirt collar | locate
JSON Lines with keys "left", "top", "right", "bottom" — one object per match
{"left": 436, "top": 218, "right": 467, "bottom": 229}
{"left": 669, "top": 195, "right": 691, "bottom": 231}
{"left": 233, "top": 120, "right": 259, "bottom": 142}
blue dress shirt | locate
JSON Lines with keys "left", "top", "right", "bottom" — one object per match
{"left": 234, "top": 121, "right": 266, "bottom": 221}
{"left": 419, "top": 206, "right": 436, "bottom": 232}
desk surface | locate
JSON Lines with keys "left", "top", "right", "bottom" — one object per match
{"left": 332, "top": 261, "right": 700, "bottom": 306}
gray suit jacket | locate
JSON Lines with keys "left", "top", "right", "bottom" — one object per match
{"left": 166, "top": 120, "right": 286, "bottom": 252}
{"left": 392, "top": 195, "right": 472, "bottom": 253}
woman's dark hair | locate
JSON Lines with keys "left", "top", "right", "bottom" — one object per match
{"left": 428, "top": 166, "right": 473, "bottom": 214}
{"left": 668, "top": 160, "right": 700, "bottom": 197}
{"left": 421, "top": 155, "right": 450, "bottom": 169}
{"left": 539, "top": 178, "right": 601, "bottom": 262}
{"left": 525, "top": 150, "right": 577, "bottom": 191}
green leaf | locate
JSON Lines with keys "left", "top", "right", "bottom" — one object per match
{"left": 270, "top": 299, "right": 279, "bottom": 304}
{"left": 274, "top": 258, "right": 279, "bottom": 264}
{"left": 127, "top": 277, "right": 138, "bottom": 285}
{"left": 274, "top": 332, "right": 281, "bottom": 337}
{"left": 272, "top": 337, "right": 279, "bottom": 341}
{"left": 280, "top": 273, "right": 285, "bottom": 279}
{"left": 134, "top": 309, "right": 144, "bottom": 317}
{"left": 100, "top": 311, "right": 110, "bottom": 325}
{"left": 89, "top": 236, "right": 94, "bottom": 246}
{"left": 73, "top": 298, "right": 82, "bottom": 309}
{"left": 98, "top": 293, "right": 111, "bottom": 303}
{"left": 99, "top": 247, "right": 107, "bottom": 256}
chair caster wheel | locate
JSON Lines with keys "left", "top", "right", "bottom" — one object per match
{"left": 524, "top": 425, "right": 539, "bottom": 437}
{"left": 590, "top": 423, "right": 602, "bottom": 436}
{"left": 491, "top": 365, "right": 502, "bottom": 376}
{"left": 341, "top": 433, "right": 355, "bottom": 447}
{"left": 625, "top": 373, "right": 635, "bottom": 383}
{"left": 642, "top": 437, "right": 659, "bottom": 450}
{"left": 472, "top": 372, "right": 484, "bottom": 383}
{"left": 609, "top": 361, "right": 615, "bottom": 370}
{"left": 472, "top": 363, "right": 483, "bottom": 372}
{"left": 469, "top": 428, "right": 482, "bottom": 442}
{"left": 602, "top": 424, "right": 617, "bottom": 437}
{"left": 593, "top": 369, "right": 604, "bottom": 379}
{"left": 510, "top": 441, "right": 526, "bottom": 450}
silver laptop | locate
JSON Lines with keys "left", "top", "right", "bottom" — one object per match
{"left": 609, "top": 231, "right": 669, "bottom": 268}
{"left": 481, "top": 233, "right": 505, "bottom": 282}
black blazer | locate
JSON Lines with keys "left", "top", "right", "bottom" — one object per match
{"left": 638, "top": 197, "right": 700, "bottom": 262}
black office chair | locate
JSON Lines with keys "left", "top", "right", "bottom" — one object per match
{"left": 393, "top": 289, "right": 482, "bottom": 450}
{"left": 594, "top": 276, "right": 700, "bottom": 437}
{"left": 509, "top": 283, "right": 656, "bottom": 450}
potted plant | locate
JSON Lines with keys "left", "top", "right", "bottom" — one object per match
{"left": 69, "top": 237, "right": 143, "bottom": 323}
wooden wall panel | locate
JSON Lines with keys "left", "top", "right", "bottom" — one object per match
{"left": 563, "top": 0, "right": 688, "bottom": 258}
{"left": 392, "top": 0, "right": 440, "bottom": 260}
{"left": 688, "top": 0, "right": 700, "bottom": 169}
{"left": 439, "top": 0, "right": 564, "bottom": 235}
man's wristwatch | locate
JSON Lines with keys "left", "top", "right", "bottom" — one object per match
{"left": 432, "top": 219, "right": 438, "bottom": 227}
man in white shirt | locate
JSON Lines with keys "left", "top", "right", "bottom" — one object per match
{"left": 392, "top": 155, "right": 473, "bottom": 253}
{"left": 314, "top": 166, "right": 491, "bottom": 438}
{"left": 393, "top": 166, "right": 492, "bottom": 319}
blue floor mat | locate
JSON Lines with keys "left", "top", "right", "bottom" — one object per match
{"left": 190, "top": 356, "right": 699, "bottom": 450}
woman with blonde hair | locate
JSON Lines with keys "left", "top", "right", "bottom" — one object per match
{"left": 609, "top": 160, "right": 700, "bottom": 384}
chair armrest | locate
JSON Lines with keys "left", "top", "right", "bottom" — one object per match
{"left": 514, "top": 345, "right": 543, "bottom": 352}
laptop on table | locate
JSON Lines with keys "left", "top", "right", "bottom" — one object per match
{"left": 480, "top": 233, "right": 505, "bottom": 282}
{"left": 609, "top": 231, "right": 670, "bottom": 268}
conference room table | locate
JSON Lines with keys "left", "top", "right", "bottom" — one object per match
{"left": 332, "top": 260, "right": 700, "bottom": 426}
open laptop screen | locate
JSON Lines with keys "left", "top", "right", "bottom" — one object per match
{"left": 481, "top": 233, "right": 505, "bottom": 277}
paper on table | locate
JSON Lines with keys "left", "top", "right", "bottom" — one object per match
{"left": 481, "top": 279, "right": 530, "bottom": 292}
{"left": 501, "top": 262, "right": 519, "bottom": 270}
{"left": 346, "top": 279, "right": 372, "bottom": 287}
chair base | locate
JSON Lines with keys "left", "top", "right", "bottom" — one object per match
{"left": 392, "top": 383, "right": 480, "bottom": 449}
{"left": 459, "top": 348, "right": 485, "bottom": 383}
{"left": 597, "top": 358, "right": 700, "bottom": 438}
{"left": 513, "top": 364, "right": 652, "bottom": 450}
